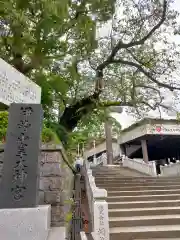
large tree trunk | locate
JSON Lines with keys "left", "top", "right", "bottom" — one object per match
{"left": 59, "top": 92, "right": 99, "bottom": 132}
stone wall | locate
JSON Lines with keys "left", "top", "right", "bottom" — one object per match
{"left": 0, "top": 144, "right": 75, "bottom": 227}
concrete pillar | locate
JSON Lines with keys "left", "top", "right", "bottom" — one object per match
{"left": 93, "top": 156, "right": 97, "bottom": 166}
{"left": 105, "top": 120, "right": 113, "bottom": 165}
{"left": 120, "top": 144, "right": 125, "bottom": 156}
{"left": 141, "top": 140, "right": 149, "bottom": 163}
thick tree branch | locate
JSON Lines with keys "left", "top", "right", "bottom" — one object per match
{"left": 135, "top": 84, "right": 162, "bottom": 100}
{"left": 100, "top": 101, "right": 134, "bottom": 107}
{"left": 59, "top": 92, "right": 100, "bottom": 131}
{"left": 112, "top": 58, "right": 180, "bottom": 91}
{"left": 100, "top": 100, "right": 159, "bottom": 111}
{"left": 118, "top": 0, "right": 167, "bottom": 49}
{"left": 94, "top": 0, "right": 167, "bottom": 96}
{"left": 11, "top": 53, "right": 35, "bottom": 74}
{"left": 127, "top": 48, "right": 170, "bottom": 77}
{"left": 96, "top": 0, "right": 167, "bottom": 73}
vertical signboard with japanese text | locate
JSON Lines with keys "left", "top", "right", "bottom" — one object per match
{"left": 0, "top": 103, "right": 43, "bottom": 208}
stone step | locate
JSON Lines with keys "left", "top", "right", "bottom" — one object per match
{"left": 108, "top": 207, "right": 180, "bottom": 217}
{"left": 107, "top": 189, "right": 180, "bottom": 196}
{"left": 93, "top": 173, "right": 126, "bottom": 177}
{"left": 108, "top": 199, "right": 180, "bottom": 209}
{"left": 92, "top": 167, "right": 180, "bottom": 239}
{"left": 94, "top": 175, "right": 176, "bottom": 178}
{"left": 93, "top": 169, "right": 154, "bottom": 172}
{"left": 92, "top": 169, "right": 121, "bottom": 171}
{"left": 94, "top": 171, "right": 145, "bottom": 176}
{"left": 96, "top": 182, "right": 180, "bottom": 187}
{"left": 92, "top": 165, "right": 120, "bottom": 168}
{"left": 93, "top": 170, "right": 146, "bottom": 177}
{"left": 93, "top": 169, "right": 122, "bottom": 171}
{"left": 95, "top": 177, "right": 180, "bottom": 182}
{"left": 100, "top": 184, "right": 180, "bottom": 191}
{"left": 92, "top": 169, "right": 121, "bottom": 172}
{"left": 107, "top": 194, "right": 180, "bottom": 202}
{"left": 93, "top": 167, "right": 138, "bottom": 169}
{"left": 110, "top": 227, "right": 180, "bottom": 240}
{"left": 93, "top": 169, "right": 140, "bottom": 172}
{"left": 95, "top": 174, "right": 147, "bottom": 177}
{"left": 109, "top": 216, "right": 180, "bottom": 228}
{"left": 110, "top": 214, "right": 180, "bottom": 221}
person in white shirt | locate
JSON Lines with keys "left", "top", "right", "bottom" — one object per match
{"left": 74, "top": 157, "right": 83, "bottom": 172}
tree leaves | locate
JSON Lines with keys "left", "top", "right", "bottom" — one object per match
{"left": 0, "top": 0, "right": 180, "bottom": 144}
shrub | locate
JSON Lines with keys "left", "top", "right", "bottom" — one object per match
{"left": 0, "top": 128, "right": 7, "bottom": 142}
{"left": 0, "top": 111, "right": 8, "bottom": 142}
{"left": 0, "top": 111, "right": 60, "bottom": 144}
{"left": 0, "top": 111, "right": 8, "bottom": 129}
{"left": 41, "top": 127, "right": 60, "bottom": 143}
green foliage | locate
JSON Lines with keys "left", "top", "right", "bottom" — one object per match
{"left": 41, "top": 127, "right": 60, "bottom": 144}
{"left": 0, "top": 0, "right": 116, "bottom": 129}
{"left": 0, "top": 0, "right": 179, "bottom": 143}
{"left": 67, "top": 109, "right": 105, "bottom": 149}
{"left": 0, "top": 111, "right": 60, "bottom": 143}
{"left": 65, "top": 212, "right": 73, "bottom": 223}
{"left": 0, "top": 128, "right": 7, "bottom": 142}
{"left": 0, "top": 111, "right": 8, "bottom": 128}
{"left": 64, "top": 198, "right": 74, "bottom": 225}
{"left": 66, "top": 108, "right": 121, "bottom": 153}
{"left": 45, "top": 121, "right": 68, "bottom": 146}
{"left": 0, "top": 111, "right": 8, "bottom": 142}
{"left": 177, "top": 113, "right": 180, "bottom": 122}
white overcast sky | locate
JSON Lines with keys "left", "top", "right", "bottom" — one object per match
{"left": 110, "top": 0, "right": 180, "bottom": 129}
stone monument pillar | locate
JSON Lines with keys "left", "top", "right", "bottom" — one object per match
{"left": 0, "top": 58, "right": 51, "bottom": 240}
{"left": 0, "top": 104, "right": 43, "bottom": 208}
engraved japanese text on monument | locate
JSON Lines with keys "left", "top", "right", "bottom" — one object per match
{"left": 0, "top": 103, "right": 43, "bottom": 208}
{"left": 0, "top": 58, "right": 41, "bottom": 106}
{"left": 11, "top": 107, "right": 33, "bottom": 201}
{"left": 98, "top": 205, "right": 106, "bottom": 240}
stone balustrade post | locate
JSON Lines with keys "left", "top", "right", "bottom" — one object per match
{"left": 80, "top": 232, "right": 88, "bottom": 240}
{"left": 102, "top": 153, "right": 107, "bottom": 165}
{"left": 83, "top": 159, "right": 109, "bottom": 240}
{"left": 93, "top": 197, "right": 109, "bottom": 240}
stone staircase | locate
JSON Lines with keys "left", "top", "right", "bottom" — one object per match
{"left": 92, "top": 165, "right": 180, "bottom": 239}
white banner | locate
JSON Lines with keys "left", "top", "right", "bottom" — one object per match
{"left": 147, "top": 124, "right": 180, "bottom": 135}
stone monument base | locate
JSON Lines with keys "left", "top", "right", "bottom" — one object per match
{"left": 0, "top": 205, "right": 51, "bottom": 240}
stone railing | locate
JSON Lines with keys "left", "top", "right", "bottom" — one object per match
{"left": 122, "top": 156, "right": 157, "bottom": 176}
{"left": 160, "top": 161, "right": 180, "bottom": 176}
{"left": 80, "top": 232, "right": 88, "bottom": 240}
{"left": 83, "top": 160, "right": 109, "bottom": 240}
{"left": 90, "top": 153, "right": 107, "bottom": 168}
{"left": 96, "top": 153, "right": 107, "bottom": 166}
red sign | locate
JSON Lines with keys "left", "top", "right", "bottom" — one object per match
{"left": 156, "top": 126, "right": 162, "bottom": 132}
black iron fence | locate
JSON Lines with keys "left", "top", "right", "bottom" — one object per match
{"left": 71, "top": 173, "right": 83, "bottom": 240}
{"left": 70, "top": 165, "right": 94, "bottom": 240}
